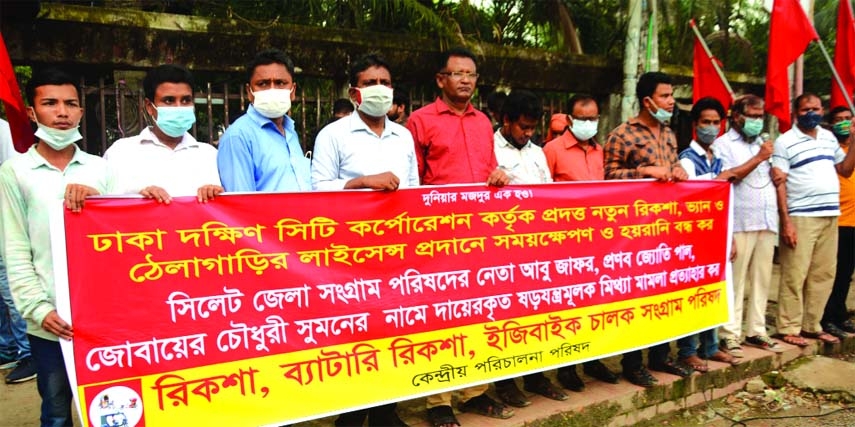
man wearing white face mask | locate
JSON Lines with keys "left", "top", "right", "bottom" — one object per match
{"left": 311, "top": 53, "right": 413, "bottom": 427}
{"left": 217, "top": 49, "right": 311, "bottom": 193}
{"left": 541, "top": 95, "right": 622, "bottom": 393}
{"left": 0, "top": 67, "right": 112, "bottom": 427}
{"left": 312, "top": 53, "right": 418, "bottom": 193}
{"left": 544, "top": 94, "right": 604, "bottom": 182}
{"left": 104, "top": 64, "right": 222, "bottom": 203}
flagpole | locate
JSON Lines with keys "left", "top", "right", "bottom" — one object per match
{"left": 689, "top": 19, "right": 735, "bottom": 100}
{"left": 815, "top": 39, "right": 855, "bottom": 113}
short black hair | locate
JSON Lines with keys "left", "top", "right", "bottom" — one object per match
{"left": 26, "top": 67, "right": 77, "bottom": 105}
{"left": 439, "top": 47, "right": 478, "bottom": 72}
{"left": 690, "top": 97, "right": 725, "bottom": 123}
{"left": 501, "top": 90, "right": 543, "bottom": 123}
{"left": 246, "top": 49, "right": 296, "bottom": 83}
{"left": 143, "top": 64, "right": 195, "bottom": 101}
{"left": 793, "top": 92, "right": 821, "bottom": 113}
{"left": 486, "top": 91, "right": 507, "bottom": 115}
{"left": 392, "top": 90, "right": 409, "bottom": 109}
{"left": 333, "top": 98, "right": 354, "bottom": 115}
{"left": 731, "top": 94, "right": 763, "bottom": 118}
{"left": 349, "top": 53, "right": 391, "bottom": 87}
{"left": 827, "top": 105, "right": 851, "bottom": 122}
{"left": 567, "top": 94, "right": 598, "bottom": 115}
{"left": 636, "top": 71, "right": 672, "bottom": 106}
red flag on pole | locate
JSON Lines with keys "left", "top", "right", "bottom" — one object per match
{"left": 766, "top": 0, "right": 820, "bottom": 131}
{"left": 831, "top": 0, "right": 855, "bottom": 109}
{"left": 693, "top": 36, "right": 733, "bottom": 134}
{"left": 0, "top": 33, "right": 32, "bottom": 153}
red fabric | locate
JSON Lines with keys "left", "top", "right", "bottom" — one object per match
{"left": 0, "top": 33, "right": 32, "bottom": 153}
{"left": 693, "top": 38, "right": 733, "bottom": 135}
{"left": 831, "top": 0, "right": 855, "bottom": 109}
{"left": 766, "top": 0, "right": 820, "bottom": 132}
{"left": 407, "top": 98, "right": 497, "bottom": 185}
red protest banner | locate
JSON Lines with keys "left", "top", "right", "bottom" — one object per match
{"left": 55, "top": 181, "right": 730, "bottom": 426}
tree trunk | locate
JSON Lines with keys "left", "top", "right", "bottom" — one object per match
{"left": 622, "top": 0, "right": 643, "bottom": 121}
{"left": 555, "top": 0, "right": 583, "bottom": 54}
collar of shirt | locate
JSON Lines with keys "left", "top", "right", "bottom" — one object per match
{"left": 627, "top": 116, "right": 676, "bottom": 147}
{"left": 789, "top": 123, "right": 836, "bottom": 143}
{"left": 688, "top": 140, "right": 710, "bottom": 156}
{"left": 245, "top": 103, "right": 297, "bottom": 134}
{"left": 433, "top": 97, "right": 476, "bottom": 117}
{"left": 26, "top": 143, "right": 90, "bottom": 170}
{"left": 346, "top": 112, "right": 399, "bottom": 139}
{"left": 138, "top": 126, "right": 199, "bottom": 151}
{"left": 494, "top": 129, "right": 533, "bottom": 151}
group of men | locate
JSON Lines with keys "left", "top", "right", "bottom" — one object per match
{"left": 1, "top": 45, "right": 854, "bottom": 427}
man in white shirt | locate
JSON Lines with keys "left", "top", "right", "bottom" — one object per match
{"left": 104, "top": 64, "right": 222, "bottom": 202}
{"left": 492, "top": 90, "right": 552, "bottom": 185}
{"left": 311, "top": 53, "right": 411, "bottom": 427}
{"left": 490, "top": 90, "right": 568, "bottom": 407}
{"left": 773, "top": 93, "right": 855, "bottom": 346}
{"left": 713, "top": 94, "right": 783, "bottom": 356}
{"left": 312, "top": 55, "right": 418, "bottom": 192}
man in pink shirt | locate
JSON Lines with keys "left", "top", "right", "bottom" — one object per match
{"left": 543, "top": 94, "right": 605, "bottom": 182}
{"left": 407, "top": 47, "right": 510, "bottom": 427}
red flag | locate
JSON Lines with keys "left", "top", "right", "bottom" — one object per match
{"left": 693, "top": 36, "right": 733, "bottom": 134}
{"left": 0, "top": 33, "right": 32, "bottom": 153}
{"left": 831, "top": 0, "right": 855, "bottom": 109}
{"left": 766, "top": 0, "right": 820, "bottom": 131}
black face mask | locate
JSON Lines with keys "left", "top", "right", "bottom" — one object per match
{"left": 796, "top": 111, "right": 822, "bottom": 130}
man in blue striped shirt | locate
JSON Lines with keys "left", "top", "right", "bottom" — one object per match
{"left": 772, "top": 93, "right": 855, "bottom": 346}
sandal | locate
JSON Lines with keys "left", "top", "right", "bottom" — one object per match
{"left": 524, "top": 378, "right": 569, "bottom": 401}
{"left": 459, "top": 394, "right": 514, "bottom": 419}
{"left": 775, "top": 334, "right": 809, "bottom": 347}
{"left": 801, "top": 330, "right": 840, "bottom": 344}
{"left": 427, "top": 405, "right": 459, "bottom": 427}
{"left": 706, "top": 350, "right": 740, "bottom": 366}
{"left": 495, "top": 381, "right": 531, "bottom": 407}
{"left": 678, "top": 355, "right": 709, "bottom": 373}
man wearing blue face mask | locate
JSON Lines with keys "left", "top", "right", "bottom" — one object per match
{"left": 104, "top": 64, "right": 222, "bottom": 203}
{"left": 675, "top": 97, "right": 743, "bottom": 373}
{"left": 217, "top": 49, "right": 311, "bottom": 193}
{"left": 772, "top": 93, "right": 855, "bottom": 348}
{"left": 0, "top": 67, "right": 112, "bottom": 427}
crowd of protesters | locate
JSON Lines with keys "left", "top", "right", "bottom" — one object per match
{"left": 2, "top": 46, "right": 854, "bottom": 427}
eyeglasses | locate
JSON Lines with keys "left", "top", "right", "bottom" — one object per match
{"left": 439, "top": 71, "right": 479, "bottom": 80}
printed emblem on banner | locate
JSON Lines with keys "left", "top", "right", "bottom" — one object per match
{"left": 86, "top": 382, "right": 144, "bottom": 427}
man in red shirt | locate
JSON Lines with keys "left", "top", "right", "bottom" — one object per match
{"left": 544, "top": 94, "right": 605, "bottom": 182}
{"left": 542, "top": 94, "right": 621, "bottom": 392}
{"left": 407, "top": 47, "right": 510, "bottom": 427}
{"left": 407, "top": 47, "right": 509, "bottom": 187}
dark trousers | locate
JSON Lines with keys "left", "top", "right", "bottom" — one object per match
{"left": 621, "top": 342, "right": 671, "bottom": 371}
{"left": 29, "top": 334, "right": 73, "bottom": 427}
{"left": 335, "top": 403, "right": 398, "bottom": 427}
{"left": 823, "top": 226, "right": 855, "bottom": 325}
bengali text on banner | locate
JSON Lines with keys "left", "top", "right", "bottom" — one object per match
{"left": 53, "top": 180, "right": 731, "bottom": 427}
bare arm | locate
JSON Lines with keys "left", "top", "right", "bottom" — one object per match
{"left": 836, "top": 129, "right": 855, "bottom": 178}
{"left": 775, "top": 169, "right": 796, "bottom": 247}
